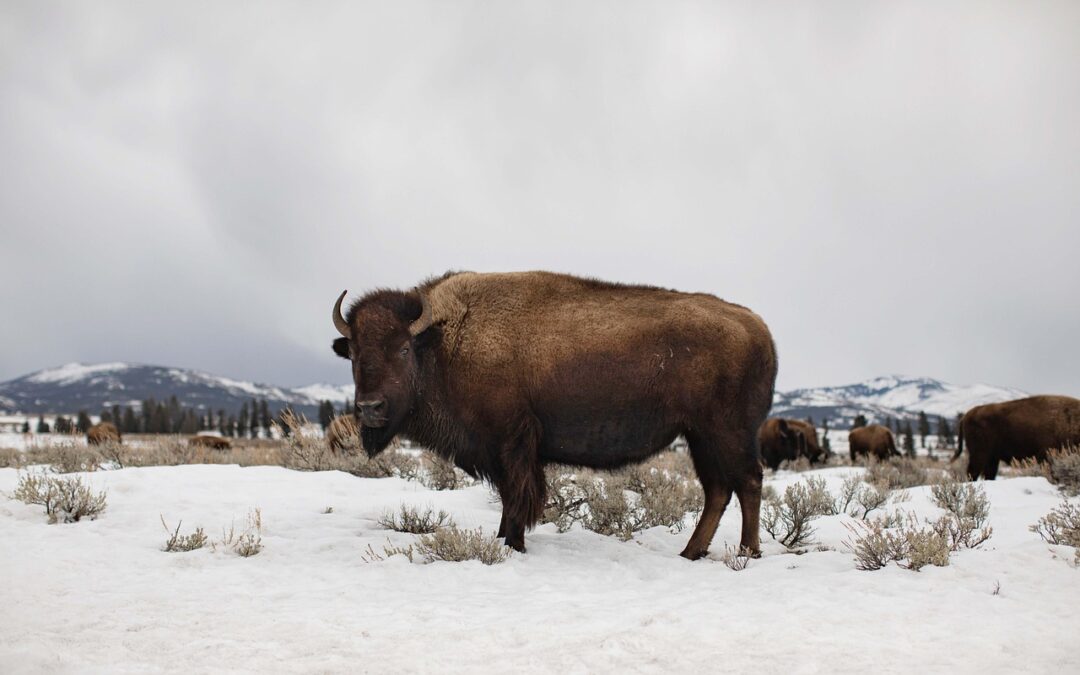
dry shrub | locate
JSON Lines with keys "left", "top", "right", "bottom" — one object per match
{"left": 32, "top": 443, "right": 101, "bottom": 473}
{"left": 277, "top": 410, "right": 419, "bottom": 478}
{"left": 851, "top": 481, "right": 890, "bottom": 520}
{"left": 541, "top": 462, "right": 703, "bottom": 540}
{"left": 1047, "top": 446, "right": 1080, "bottom": 496}
{"left": 777, "top": 456, "right": 812, "bottom": 473}
{"left": 834, "top": 474, "right": 862, "bottom": 515}
{"left": 213, "top": 508, "right": 263, "bottom": 557}
{"left": 420, "top": 455, "right": 474, "bottom": 490}
{"left": 720, "top": 544, "right": 752, "bottom": 571}
{"left": 379, "top": 504, "right": 453, "bottom": 534}
{"left": 1031, "top": 500, "right": 1080, "bottom": 565}
{"left": 161, "top": 516, "right": 208, "bottom": 552}
{"left": 0, "top": 447, "right": 23, "bottom": 469}
{"left": 932, "top": 476, "right": 990, "bottom": 521}
{"left": 361, "top": 539, "right": 416, "bottom": 563}
{"left": 761, "top": 477, "right": 834, "bottom": 549}
{"left": 844, "top": 515, "right": 950, "bottom": 571}
{"left": 866, "top": 457, "right": 932, "bottom": 489}
{"left": 415, "top": 526, "right": 512, "bottom": 564}
{"left": 12, "top": 472, "right": 107, "bottom": 524}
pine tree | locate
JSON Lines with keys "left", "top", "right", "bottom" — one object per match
{"left": 123, "top": 407, "right": 138, "bottom": 434}
{"left": 917, "top": 411, "right": 930, "bottom": 449}
{"left": 238, "top": 403, "right": 249, "bottom": 439}
{"left": 21, "top": 419, "right": 30, "bottom": 433}
{"left": 54, "top": 416, "right": 73, "bottom": 434}
{"left": 902, "top": 421, "right": 915, "bottom": 456}
{"left": 111, "top": 405, "right": 122, "bottom": 429}
{"left": 821, "top": 418, "right": 832, "bottom": 455}
{"left": 180, "top": 410, "right": 198, "bottom": 434}
{"left": 259, "top": 400, "right": 271, "bottom": 437}
{"left": 249, "top": 398, "right": 259, "bottom": 438}
{"left": 76, "top": 410, "right": 92, "bottom": 434}
{"left": 937, "top": 415, "right": 954, "bottom": 447}
{"left": 100, "top": 409, "right": 113, "bottom": 424}
{"left": 36, "top": 415, "right": 50, "bottom": 433}
{"left": 218, "top": 409, "right": 227, "bottom": 436}
{"left": 318, "top": 400, "right": 335, "bottom": 430}
{"left": 852, "top": 414, "right": 868, "bottom": 429}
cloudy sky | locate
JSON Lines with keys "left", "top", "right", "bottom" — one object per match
{"left": 1, "top": 2, "right": 1077, "bottom": 394}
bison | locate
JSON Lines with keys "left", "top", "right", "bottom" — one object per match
{"left": 86, "top": 421, "right": 121, "bottom": 445}
{"left": 325, "top": 414, "right": 360, "bottom": 452}
{"left": 758, "top": 418, "right": 823, "bottom": 470}
{"left": 331, "top": 271, "right": 777, "bottom": 559}
{"left": 954, "top": 395, "right": 1080, "bottom": 480}
{"left": 848, "top": 424, "right": 898, "bottom": 462}
{"left": 188, "top": 435, "right": 232, "bottom": 450}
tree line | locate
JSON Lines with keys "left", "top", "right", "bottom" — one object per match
{"left": 25, "top": 396, "right": 350, "bottom": 437}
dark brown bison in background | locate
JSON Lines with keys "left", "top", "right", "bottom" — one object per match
{"left": 954, "top": 395, "right": 1080, "bottom": 480}
{"left": 326, "top": 414, "right": 360, "bottom": 452}
{"left": 86, "top": 421, "right": 121, "bottom": 445}
{"left": 849, "top": 424, "right": 898, "bottom": 461}
{"left": 332, "top": 271, "right": 777, "bottom": 558}
{"left": 189, "top": 435, "right": 232, "bottom": 450}
{"left": 758, "top": 418, "right": 823, "bottom": 470}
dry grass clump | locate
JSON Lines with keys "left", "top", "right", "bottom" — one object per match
{"left": 415, "top": 526, "right": 512, "bottom": 565}
{"left": 1004, "top": 446, "right": 1080, "bottom": 496}
{"left": 777, "top": 456, "right": 812, "bottom": 473}
{"left": 161, "top": 515, "right": 208, "bottom": 552}
{"left": 541, "top": 460, "right": 704, "bottom": 540}
{"left": 29, "top": 443, "right": 101, "bottom": 473}
{"left": 277, "top": 410, "right": 419, "bottom": 478}
{"left": 379, "top": 504, "right": 454, "bottom": 534}
{"left": 212, "top": 508, "right": 263, "bottom": 557}
{"left": 12, "top": 472, "right": 107, "bottom": 523}
{"left": 361, "top": 539, "right": 417, "bottom": 563}
{"left": 761, "top": 476, "right": 835, "bottom": 549}
{"left": 932, "top": 476, "right": 990, "bottom": 521}
{"left": 1031, "top": 500, "right": 1080, "bottom": 565}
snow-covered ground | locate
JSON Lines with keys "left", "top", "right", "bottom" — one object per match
{"left": 1, "top": 463, "right": 1076, "bottom": 673}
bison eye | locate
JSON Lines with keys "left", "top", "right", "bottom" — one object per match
{"left": 400, "top": 345, "right": 410, "bottom": 357}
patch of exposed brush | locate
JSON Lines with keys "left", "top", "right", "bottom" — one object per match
{"left": 1031, "top": 500, "right": 1080, "bottom": 565}
{"left": 865, "top": 457, "right": 936, "bottom": 489}
{"left": 212, "top": 508, "right": 263, "bottom": 557}
{"left": 415, "top": 526, "right": 512, "bottom": 565}
{"left": 541, "top": 460, "right": 703, "bottom": 540}
{"left": 11, "top": 472, "right": 107, "bottom": 523}
{"left": 161, "top": 516, "right": 208, "bottom": 552}
{"left": 420, "top": 455, "right": 475, "bottom": 490}
{"left": 378, "top": 504, "right": 454, "bottom": 534}
{"left": 761, "top": 477, "right": 835, "bottom": 549}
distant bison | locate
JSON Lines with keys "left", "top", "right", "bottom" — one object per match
{"left": 955, "top": 395, "right": 1080, "bottom": 480}
{"left": 86, "top": 421, "right": 121, "bottom": 445}
{"left": 758, "top": 418, "right": 823, "bottom": 470}
{"left": 331, "top": 271, "right": 778, "bottom": 558}
{"left": 188, "top": 435, "right": 232, "bottom": 450}
{"left": 325, "top": 415, "right": 360, "bottom": 452}
{"left": 849, "top": 424, "right": 898, "bottom": 462}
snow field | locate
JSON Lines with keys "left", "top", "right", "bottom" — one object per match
{"left": 1, "top": 464, "right": 1077, "bottom": 673}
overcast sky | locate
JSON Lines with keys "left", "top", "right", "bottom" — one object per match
{"left": 1, "top": 1, "right": 1078, "bottom": 394}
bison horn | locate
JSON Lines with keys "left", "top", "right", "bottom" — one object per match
{"left": 333, "top": 290, "right": 350, "bottom": 338}
{"left": 409, "top": 293, "right": 434, "bottom": 337}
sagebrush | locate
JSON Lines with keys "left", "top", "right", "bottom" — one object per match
{"left": 12, "top": 472, "right": 107, "bottom": 524}
{"left": 416, "top": 526, "right": 512, "bottom": 564}
{"left": 379, "top": 504, "right": 454, "bottom": 534}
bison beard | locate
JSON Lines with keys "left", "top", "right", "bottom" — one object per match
{"left": 332, "top": 271, "right": 778, "bottom": 558}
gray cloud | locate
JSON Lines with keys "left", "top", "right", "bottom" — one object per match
{"left": 2, "top": 1, "right": 1078, "bottom": 393}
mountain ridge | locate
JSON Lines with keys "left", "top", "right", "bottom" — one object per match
{"left": 0, "top": 362, "right": 1029, "bottom": 428}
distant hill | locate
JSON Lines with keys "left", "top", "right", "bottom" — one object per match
{"left": 0, "top": 362, "right": 352, "bottom": 417}
{"left": 0, "top": 364, "right": 1029, "bottom": 428}
{"left": 771, "top": 375, "right": 1028, "bottom": 429}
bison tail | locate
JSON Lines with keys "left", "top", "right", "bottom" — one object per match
{"left": 951, "top": 420, "right": 964, "bottom": 462}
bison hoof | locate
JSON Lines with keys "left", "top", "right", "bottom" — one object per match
{"left": 504, "top": 539, "right": 526, "bottom": 553}
{"left": 679, "top": 547, "right": 708, "bottom": 561}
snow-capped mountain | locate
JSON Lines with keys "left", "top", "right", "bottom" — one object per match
{"left": 772, "top": 375, "right": 1029, "bottom": 428}
{"left": 0, "top": 363, "right": 353, "bottom": 416}
{"left": 0, "top": 364, "right": 1029, "bottom": 427}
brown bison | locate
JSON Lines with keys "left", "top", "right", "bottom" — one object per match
{"left": 86, "top": 421, "right": 121, "bottom": 445}
{"left": 758, "top": 418, "right": 823, "bottom": 470}
{"left": 331, "top": 271, "right": 777, "bottom": 558}
{"left": 188, "top": 435, "right": 232, "bottom": 450}
{"left": 848, "top": 424, "right": 898, "bottom": 462}
{"left": 326, "top": 414, "right": 360, "bottom": 452}
{"left": 954, "top": 395, "right": 1080, "bottom": 480}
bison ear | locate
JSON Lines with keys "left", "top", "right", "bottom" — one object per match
{"left": 777, "top": 418, "right": 790, "bottom": 435}
{"left": 332, "top": 338, "right": 351, "bottom": 360}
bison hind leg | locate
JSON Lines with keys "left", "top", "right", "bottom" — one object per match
{"left": 679, "top": 429, "right": 757, "bottom": 560}
{"left": 495, "top": 412, "right": 547, "bottom": 553}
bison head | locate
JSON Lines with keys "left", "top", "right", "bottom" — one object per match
{"left": 331, "top": 289, "right": 434, "bottom": 455}
{"left": 777, "top": 419, "right": 807, "bottom": 456}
